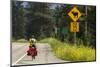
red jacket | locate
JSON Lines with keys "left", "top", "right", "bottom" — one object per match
{"left": 27, "top": 46, "right": 37, "bottom": 56}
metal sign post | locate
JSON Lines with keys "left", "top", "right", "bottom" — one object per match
{"left": 74, "top": 32, "right": 76, "bottom": 46}
{"left": 68, "top": 6, "right": 81, "bottom": 46}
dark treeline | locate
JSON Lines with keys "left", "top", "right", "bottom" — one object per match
{"left": 12, "top": 1, "right": 96, "bottom": 48}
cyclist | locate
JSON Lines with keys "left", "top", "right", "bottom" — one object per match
{"left": 27, "top": 36, "right": 37, "bottom": 60}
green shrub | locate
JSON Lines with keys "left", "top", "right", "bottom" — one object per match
{"left": 40, "top": 38, "right": 96, "bottom": 61}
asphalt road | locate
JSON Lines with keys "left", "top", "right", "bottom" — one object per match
{"left": 12, "top": 42, "right": 67, "bottom": 66}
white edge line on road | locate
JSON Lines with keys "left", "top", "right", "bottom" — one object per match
{"left": 12, "top": 53, "right": 27, "bottom": 65}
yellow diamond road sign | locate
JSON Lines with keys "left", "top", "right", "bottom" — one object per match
{"left": 68, "top": 7, "right": 81, "bottom": 22}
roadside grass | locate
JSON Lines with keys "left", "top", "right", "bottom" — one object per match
{"left": 12, "top": 39, "right": 28, "bottom": 43}
{"left": 39, "top": 37, "right": 96, "bottom": 61}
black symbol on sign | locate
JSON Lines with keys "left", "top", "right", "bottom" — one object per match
{"left": 72, "top": 11, "right": 78, "bottom": 18}
{"left": 73, "top": 23, "right": 77, "bottom": 31}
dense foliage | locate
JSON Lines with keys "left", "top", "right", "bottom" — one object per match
{"left": 40, "top": 38, "right": 95, "bottom": 61}
{"left": 12, "top": 1, "right": 96, "bottom": 48}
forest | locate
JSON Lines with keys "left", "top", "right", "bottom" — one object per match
{"left": 12, "top": 1, "right": 96, "bottom": 48}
